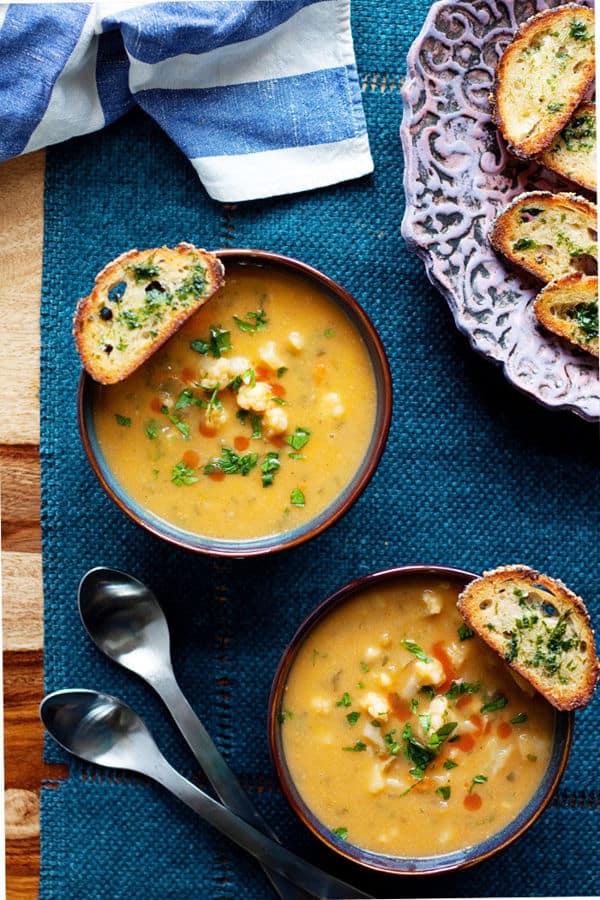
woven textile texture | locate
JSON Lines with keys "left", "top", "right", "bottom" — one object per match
{"left": 39, "top": 2, "right": 599, "bottom": 897}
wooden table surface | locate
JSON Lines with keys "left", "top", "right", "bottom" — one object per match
{"left": 1, "top": 150, "right": 69, "bottom": 899}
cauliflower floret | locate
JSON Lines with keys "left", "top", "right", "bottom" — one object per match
{"left": 361, "top": 721, "right": 386, "bottom": 752}
{"left": 205, "top": 404, "right": 228, "bottom": 428}
{"left": 413, "top": 657, "right": 445, "bottom": 686}
{"left": 377, "top": 671, "right": 392, "bottom": 687}
{"left": 258, "top": 341, "right": 285, "bottom": 370}
{"left": 236, "top": 381, "right": 273, "bottom": 413}
{"left": 198, "top": 356, "right": 251, "bottom": 390}
{"left": 321, "top": 391, "right": 345, "bottom": 419}
{"left": 444, "top": 640, "right": 469, "bottom": 670}
{"left": 368, "top": 761, "right": 387, "bottom": 795}
{"left": 359, "top": 691, "right": 389, "bottom": 720}
{"left": 422, "top": 589, "right": 443, "bottom": 615}
{"left": 426, "top": 695, "right": 449, "bottom": 732}
{"left": 287, "top": 331, "right": 304, "bottom": 352}
{"left": 262, "top": 405, "right": 288, "bottom": 437}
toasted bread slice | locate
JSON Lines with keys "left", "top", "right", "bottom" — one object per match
{"left": 458, "top": 565, "right": 599, "bottom": 710}
{"left": 493, "top": 5, "right": 595, "bottom": 158}
{"left": 74, "top": 243, "right": 224, "bottom": 384}
{"left": 489, "top": 190, "right": 598, "bottom": 282}
{"left": 539, "top": 102, "right": 597, "bottom": 192}
{"left": 534, "top": 272, "right": 598, "bottom": 356}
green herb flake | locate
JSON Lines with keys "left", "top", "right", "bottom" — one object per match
{"left": 410, "top": 698, "right": 419, "bottom": 714}
{"left": 443, "top": 759, "right": 458, "bottom": 770}
{"left": 233, "top": 309, "right": 268, "bottom": 333}
{"left": 400, "top": 639, "right": 432, "bottom": 662}
{"left": 513, "top": 237, "right": 538, "bottom": 251}
{"left": 480, "top": 695, "right": 508, "bottom": 714}
{"left": 336, "top": 692, "right": 352, "bottom": 708}
{"left": 445, "top": 680, "right": 480, "bottom": 700}
{"left": 175, "top": 263, "right": 208, "bottom": 300}
{"left": 129, "top": 261, "right": 159, "bottom": 282}
{"left": 360, "top": 661, "right": 369, "bottom": 672}
{"left": 277, "top": 366, "right": 288, "bottom": 378}
{"left": 290, "top": 488, "right": 305, "bottom": 507}
{"left": 547, "top": 101, "right": 565, "bottom": 113}
{"left": 175, "top": 388, "right": 205, "bottom": 410}
{"left": 569, "top": 300, "right": 598, "bottom": 342}
{"left": 278, "top": 710, "right": 293, "bottom": 723}
{"left": 250, "top": 414, "right": 263, "bottom": 439}
{"left": 286, "top": 427, "right": 311, "bottom": 451}
{"left": 469, "top": 774, "right": 488, "bottom": 792}
{"left": 343, "top": 740, "right": 367, "bottom": 752}
{"left": 333, "top": 827, "right": 348, "bottom": 840}
{"left": 160, "top": 405, "right": 190, "bottom": 439}
{"left": 145, "top": 419, "right": 160, "bottom": 440}
{"left": 171, "top": 461, "right": 199, "bottom": 486}
{"left": 261, "top": 451, "right": 280, "bottom": 487}
{"left": 370, "top": 719, "right": 381, "bottom": 728}
{"left": 324, "top": 328, "right": 335, "bottom": 338}
{"left": 436, "top": 786, "right": 451, "bottom": 801}
{"left": 420, "top": 685, "right": 436, "bottom": 699}
{"left": 190, "top": 325, "right": 232, "bottom": 358}
{"left": 458, "top": 623, "right": 475, "bottom": 641}
{"left": 346, "top": 711, "right": 361, "bottom": 726}
{"left": 204, "top": 447, "right": 258, "bottom": 477}
{"left": 569, "top": 20, "right": 591, "bottom": 40}
{"left": 510, "top": 713, "right": 528, "bottom": 725}
{"left": 384, "top": 729, "right": 402, "bottom": 756}
{"left": 428, "top": 721, "right": 458, "bottom": 750}
{"left": 115, "top": 414, "right": 131, "bottom": 427}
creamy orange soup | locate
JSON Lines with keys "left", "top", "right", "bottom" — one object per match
{"left": 93, "top": 263, "right": 377, "bottom": 541}
{"left": 280, "top": 574, "right": 555, "bottom": 857}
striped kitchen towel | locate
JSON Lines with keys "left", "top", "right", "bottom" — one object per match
{"left": 0, "top": 0, "right": 373, "bottom": 202}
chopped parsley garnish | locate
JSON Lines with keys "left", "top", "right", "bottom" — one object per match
{"left": 436, "top": 786, "right": 451, "bottom": 801}
{"left": 458, "top": 623, "right": 475, "bottom": 641}
{"left": 286, "top": 427, "right": 311, "bottom": 451}
{"left": 562, "top": 113, "right": 596, "bottom": 152}
{"left": 333, "top": 827, "right": 348, "bottom": 840}
{"left": 324, "top": 328, "right": 335, "bottom": 338}
{"left": 370, "top": 719, "right": 381, "bottom": 728}
{"left": 505, "top": 632, "right": 519, "bottom": 663}
{"left": 410, "top": 698, "right": 419, "bottom": 714}
{"left": 513, "top": 237, "right": 538, "bottom": 251}
{"left": 480, "top": 695, "right": 508, "bottom": 714}
{"left": 547, "top": 101, "right": 565, "bottom": 113}
{"left": 569, "top": 20, "right": 591, "bottom": 40}
{"left": 175, "top": 388, "right": 205, "bottom": 410}
{"left": 145, "top": 419, "right": 160, "bottom": 439}
{"left": 569, "top": 300, "right": 598, "bottom": 342}
{"left": 233, "top": 308, "right": 268, "bottom": 332}
{"left": 400, "top": 639, "right": 432, "bottom": 662}
{"left": 420, "top": 685, "right": 436, "bottom": 699}
{"left": 190, "top": 325, "right": 232, "bottom": 358}
{"left": 445, "top": 680, "right": 480, "bottom": 700}
{"left": 129, "top": 261, "right": 159, "bottom": 282}
{"left": 510, "top": 713, "right": 528, "bottom": 724}
{"left": 346, "top": 711, "right": 361, "bottom": 726}
{"left": 250, "top": 414, "right": 262, "bottom": 439}
{"left": 175, "top": 263, "right": 208, "bottom": 300}
{"left": 290, "top": 488, "right": 305, "bottom": 507}
{"left": 278, "top": 710, "right": 293, "bottom": 723}
{"left": 360, "top": 661, "right": 369, "bottom": 673}
{"left": 443, "top": 759, "right": 458, "bottom": 770}
{"left": 115, "top": 414, "right": 131, "bottom": 427}
{"left": 469, "top": 774, "right": 488, "bottom": 792}
{"left": 261, "top": 452, "right": 280, "bottom": 487}
{"left": 401, "top": 722, "right": 436, "bottom": 772}
{"left": 204, "top": 447, "right": 258, "bottom": 476}
{"left": 171, "top": 461, "right": 199, "bottom": 486}
{"left": 160, "top": 405, "right": 190, "bottom": 439}
{"left": 277, "top": 366, "right": 288, "bottom": 378}
{"left": 418, "top": 714, "right": 431, "bottom": 734}
{"left": 343, "top": 740, "right": 367, "bottom": 752}
{"left": 384, "top": 729, "right": 402, "bottom": 756}
{"left": 288, "top": 452, "right": 306, "bottom": 460}
{"left": 229, "top": 367, "right": 256, "bottom": 393}
{"left": 428, "top": 722, "right": 458, "bottom": 750}
{"left": 336, "top": 692, "right": 352, "bottom": 708}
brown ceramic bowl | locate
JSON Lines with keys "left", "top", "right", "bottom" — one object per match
{"left": 268, "top": 565, "right": 573, "bottom": 875}
{"left": 78, "top": 248, "right": 392, "bottom": 557}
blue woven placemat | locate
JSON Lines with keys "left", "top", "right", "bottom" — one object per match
{"left": 39, "top": 2, "right": 599, "bottom": 897}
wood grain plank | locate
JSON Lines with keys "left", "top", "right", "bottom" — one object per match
{"left": 0, "top": 445, "right": 41, "bottom": 553}
{"left": 0, "top": 151, "right": 44, "bottom": 445}
{"left": 2, "top": 551, "right": 43, "bottom": 651}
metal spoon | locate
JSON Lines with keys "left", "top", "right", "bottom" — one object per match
{"left": 77, "top": 568, "right": 309, "bottom": 899}
{"left": 41, "top": 690, "right": 370, "bottom": 900}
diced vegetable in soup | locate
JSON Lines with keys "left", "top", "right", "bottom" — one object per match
{"left": 93, "top": 263, "right": 377, "bottom": 541}
{"left": 279, "top": 575, "right": 555, "bottom": 857}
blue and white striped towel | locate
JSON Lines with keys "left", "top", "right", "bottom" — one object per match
{"left": 0, "top": 1, "right": 373, "bottom": 202}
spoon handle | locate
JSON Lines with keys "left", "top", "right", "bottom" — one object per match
{"left": 151, "top": 757, "right": 371, "bottom": 900}
{"left": 155, "top": 675, "right": 309, "bottom": 900}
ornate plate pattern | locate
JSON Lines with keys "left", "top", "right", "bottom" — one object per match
{"left": 400, "top": 0, "right": 598, "bottom": 421}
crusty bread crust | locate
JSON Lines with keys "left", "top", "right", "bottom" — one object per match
{"left": 489, "top": 190, "right": 598, "bottom": 282}
{"left": 73, "top": 243, "right": 224, "bottom": 384}
{"left": 534, "top": 272, "right": 598, "bottom": 356}
{"left": 458, "top": 565, "right": 599, "bottom": 710}
{"left": 539, "top": 102, "right": 597, "bottom": 192}
{"left": 493, "top": 5, "right": 595, "bottom": 158}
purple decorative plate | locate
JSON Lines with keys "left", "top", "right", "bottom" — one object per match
{"left": 400, "top": 0, "right": 598, "bottom": 422}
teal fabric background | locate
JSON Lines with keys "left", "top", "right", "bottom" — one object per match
{"left": 39, "top": 2, "right": 599, "bottom": 896}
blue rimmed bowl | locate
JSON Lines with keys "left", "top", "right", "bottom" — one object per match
{"left": 78, "top": 248, "right": 392, "bottom": 558}
{"left": 268, "top": 564, "right": 573, "bottom": 875}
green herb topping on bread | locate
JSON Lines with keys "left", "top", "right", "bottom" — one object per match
{"left": 458, "top": 565, "right": 599, "bottom": 710}
{"left": 73, "top": 243, "right": 224, "bottom": 384}
{"left": 539, "top": 101, "right": 597, "bottom": 192}
{"left": 534, "top": 272, "right": 598, "bottom": 357}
